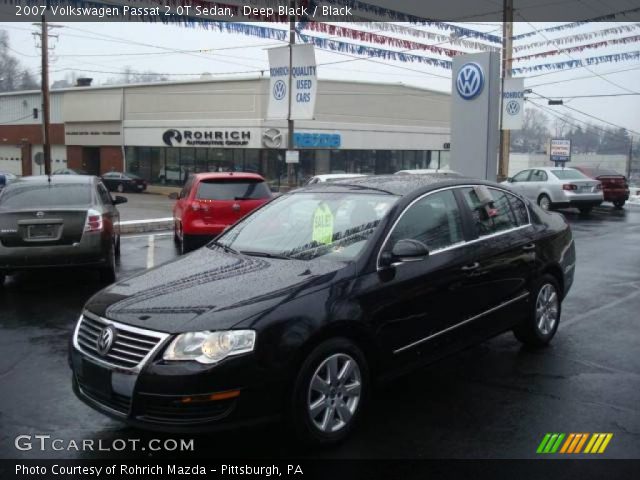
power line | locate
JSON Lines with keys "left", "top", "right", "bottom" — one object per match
{"left": 529, "top": 91, "right": 640, "bottom": 136}
{"left": 541, "top": 92, "right": 640, "bottom": 98}
{"left": 527, "top": 64, "right": 640, "bottom": 87}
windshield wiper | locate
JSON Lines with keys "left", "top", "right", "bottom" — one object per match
{"left": 211, "top": 240, "right": 239, "bottom": 255}
{"left": 240, "top": 250, "right": 291, "bottom": 260}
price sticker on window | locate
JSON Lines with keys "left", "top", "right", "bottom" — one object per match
{"left": 312, "top": 202, "right": 334, "bottom": 245}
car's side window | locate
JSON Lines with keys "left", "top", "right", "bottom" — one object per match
{"left": 97, "top": 183, "right": 113, "bottom": 206}
{"left": 506, "top": 192, "right": 530, "bottom": 226}
{"left": 531, "top": 170, "right": 548, "bottom": 182}
{"left": 461, "top": 187, "right": 518, "bottom": 237}
{"left": 180, "top": 176, "right": 194, "bottom": 199}
{"left": 387, "top": 190, "right": 464, "bottom": 252}
{"left": 512, "top": 170, "right": 531, "bottom": 182}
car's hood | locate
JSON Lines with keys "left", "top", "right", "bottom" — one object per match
{"left": 85, "top": 246, "right": 349, "bottom": 333}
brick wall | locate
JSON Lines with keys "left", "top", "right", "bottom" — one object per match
{"left": 99, "top": 146, "right": 124, "bottom": 174}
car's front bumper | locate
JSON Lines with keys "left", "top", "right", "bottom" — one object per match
{"left": 69, "top": 336, "right": 285, "bottom": 433}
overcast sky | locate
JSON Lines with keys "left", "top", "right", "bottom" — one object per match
{"left": 1, "top": 17, "right": 638, "bottom": 136}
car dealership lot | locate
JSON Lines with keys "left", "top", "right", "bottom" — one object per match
{"left": 1, "top": 205, "right": 639, "bottom": 459}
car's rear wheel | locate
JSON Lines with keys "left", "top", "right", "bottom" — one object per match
{"left": 537, "top": 194, "right": 551, "bottom": 211}
{"left": 116, "top": 183, "right": 125, "bottom": 193}
{"left": 579, "top": 206, "right": 593, "bottom": 215}
{"left": 514, "top": 274, "right": 561, "bottom": 347}
{"left": 99, "top": 242, "right": 117, "bottom": 284}
{"left": 180, "top": 233, "right": 196, "bottom": 254}
{"left": 290, "top": 338, "right": 368, "bottom": 446}
{"left": 114, "top": 234, "right": 121, "bottom": 259}
{"left": 613, "top": 200, "right": 625, "bottom": 209}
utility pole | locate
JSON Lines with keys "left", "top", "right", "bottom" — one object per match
{"left": 286, "top": 0, "right": 296, "bottom": 188}
{"left": 498, "top": 0, "right": 513, "bottom": 181}
{"left": 40, "top": 9, "right": 52, "bottom": 177}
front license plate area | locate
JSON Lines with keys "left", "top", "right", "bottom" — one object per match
{"left": 80, "top": 359, "right": 112, "bottom": 398}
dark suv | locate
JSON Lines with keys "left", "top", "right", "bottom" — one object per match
{"left": 0, "top": 175, "right": 127, "bottom": 286}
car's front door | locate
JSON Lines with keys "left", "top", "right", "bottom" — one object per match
{"left": 508, "top": 169, "right": 533, "bottom": 198}
{"left": 359, "top": 189, "right": 480, "bottom": 362}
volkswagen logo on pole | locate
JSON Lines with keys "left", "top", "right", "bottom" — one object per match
{"left": 456, "top": 62, "right": 485, "bottom": 100}
{"left": 96, "top": 326, "right": 117, "bottom": 356}
{"left": 273, "top": 80, "right": 287, "bottom": 101}
{"left": 506, "top": 99, "right": 520, "bottom": 115}
{"left": 262, "top": 128, "right": 283, "bottom": 148}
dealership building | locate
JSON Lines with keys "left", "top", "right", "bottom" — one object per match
{"left": 0, "top": 77, "right": 451, "bottom": 188}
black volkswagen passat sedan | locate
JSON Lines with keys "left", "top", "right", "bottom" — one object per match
{"left": 70, "top": 174, "right": 575, "bottom": 445}
{"left": 0, "top": 175, "right": 127, "bottom": 286}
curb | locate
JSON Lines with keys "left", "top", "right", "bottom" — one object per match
{"left": 118, "top": 218, "right": 173, "bottom": 234}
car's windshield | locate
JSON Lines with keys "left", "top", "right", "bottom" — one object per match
{"left": 216, "top": 192, "right": 399, "bottom": 261}
{"left": 550, "top": 169, "right": 588, "bottom": 180}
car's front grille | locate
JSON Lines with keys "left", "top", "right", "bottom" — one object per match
{"left": 75, "top": 313, "right": 167, "bottom": 369}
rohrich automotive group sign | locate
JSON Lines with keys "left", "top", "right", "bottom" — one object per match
{"left": 161, "top": 129, "right": 251, "bottom": 147}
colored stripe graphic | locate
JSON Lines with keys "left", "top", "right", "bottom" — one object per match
{"left": 539, "top": 433, "right": 613, "bottom": 454}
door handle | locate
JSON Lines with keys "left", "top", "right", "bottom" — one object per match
{"left": 522, "top": 243, "right": 536, "bottom": 252}
{"left": 461, "top": 262, "right": 480, "bottom": 272}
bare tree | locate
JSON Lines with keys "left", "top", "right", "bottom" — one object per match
{"left": 0, "top": 30, "right": 39, "bottom": 92}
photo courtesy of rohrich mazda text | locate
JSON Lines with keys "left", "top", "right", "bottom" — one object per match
{"left": 1, "top": 1, "right": 640, "bottom": 479}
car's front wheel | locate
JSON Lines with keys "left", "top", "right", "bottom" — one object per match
{"left": 514, "top": 274, "right": 561, "bottom": 347}
{"left": 290, "top": 338, "right": 368, "bottom": 446}
{"left": 99, "top": 242, "right": 117, "bottom": 284}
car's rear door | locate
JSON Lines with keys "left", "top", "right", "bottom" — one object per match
{"left": 454, "top": 186, "right": 535, "bottom": 337}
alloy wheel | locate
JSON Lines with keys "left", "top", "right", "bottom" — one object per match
{"left": 539, "top": 196, "right": 550, "bottom": 210}
{"left": 536, "top": 284, "right": 559, "bottom": 335}
{"left": 307, "top": 353, "right": 362, "bottom": 433}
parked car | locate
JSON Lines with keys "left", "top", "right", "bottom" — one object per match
{"left": 70, "top": 174, "right": 575, "bottom": 445}
{"left": 502, "top": 166, "right": 603, "bottom": 214}
{"left": 0, "top": 171, "right": 18, "bottom": 185}
{"left": 101, "top": 171, "right": 148, "bottom": 193}
{"left": 572, "top": 166, "right": 630, "bottom": 209}
{"left": 0, "top": 176, "right": 127, "bottom": 286}
{"left": 395, "top": 168, "right": 460, "bottom": 175}
{"left": 52, "top": 168, "right": 89, "bottom": 175}
{"left": 172, "top": 172, "right": 272, "bottom": 253}
{"left": 305, "top": 174, "right": 367, "bottom": 185}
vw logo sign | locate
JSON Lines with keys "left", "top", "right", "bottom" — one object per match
{"left": 273, "top": 80, "right": 287, "bottom": 101}
{"left": 36, "top": 211, "right": 45, "bottom": 218}
{"left": 506, "top": 99, "right": 520, "bottom": 115}
{"left": 96, "top": 326, "right": 117, "bottom": 356}
{"left": 456, "top": 63, "right": 485, "bottom": 100}
{"left": 262, "top": 128, "right": 283, "bottom": 148}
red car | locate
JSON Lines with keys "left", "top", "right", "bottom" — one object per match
{"left": 173, "top": 172, "right": 272, "bottom": 253}
{"left": 573, "top": 166, "right": 630, "bottom": 209}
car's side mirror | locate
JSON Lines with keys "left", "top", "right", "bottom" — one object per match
{"left": 380, "top": 239, "right": 429, "bottom": 267}
{"left": 113, "top": 195, "right": 128, "bottom": 205}
{"left": 168, "top": 192, "right": 179, "bottom": 200}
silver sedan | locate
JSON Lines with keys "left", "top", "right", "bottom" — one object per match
{"left": 502, "top": 166, "right": 603, "bottom": 214}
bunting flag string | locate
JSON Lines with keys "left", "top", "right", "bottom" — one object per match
{"left": 308, "top": 0, "right": 502, "bottom": 44}
{"left": 513, "top": 34, "right": 640, "bottom": 62}
{"left": 513, "top": 23, "right": 640, "bottom": 52}
{"left": 512, "top": 7, "right": 640, "bottom": 41}
{"left": 359, "top": 21, "right": 497, "bottom": 51}
{"left": 299, "top": 22, "right": 468, "bottom": 57}
{"left": 297, "top": 32, "right": 454, "bottom": 70}
{"left": 511, "top": 50, "right": 640, "bottom": 75}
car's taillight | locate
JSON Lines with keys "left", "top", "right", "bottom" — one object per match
{"left": 84, "top": 209, "right": 103, "bottom": 232}
{"left": 562, "top": 184, "right": 577, "bottom": 191}
{"left": 596, "top": 183, "right": 602, "bottom": 190}
{"left": 190, "top": 201, "right": 209, "bottom": 212}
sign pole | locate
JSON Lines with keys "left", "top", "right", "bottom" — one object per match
{"left": 498, "top": 0, "right": 513, "bottom": 182}
{"left": 286, "top": 0, "right": 295, "bottom": 189}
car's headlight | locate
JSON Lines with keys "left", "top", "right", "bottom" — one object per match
{"left": 163, "top": 330, "right": 256, "bottom": 364}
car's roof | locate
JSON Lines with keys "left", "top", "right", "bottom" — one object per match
{"left": 527, "top": 166, "right": 578, "bottom": 172}
{"left": 192, "top": 172, "right": 264, "bottom": 181}
{"left": 313, "top": 174, "right": 367, "bottom": 180}
{"left": 9, "top": 175, "right": 97, "bottom": 185}
{"left": 573, "top": 166, "right": 623, "bottom": 177}
{"left": 296, "top": 173, "right": 491, "bottom": 197}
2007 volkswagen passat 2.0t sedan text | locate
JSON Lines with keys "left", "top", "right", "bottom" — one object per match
{"left": 70, "top": 174, "right": 576, "bottom": 445}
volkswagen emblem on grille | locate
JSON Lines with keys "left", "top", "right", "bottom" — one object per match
{"left": 96, "top": 326, "right": 117, "bottom": 355}
{"left": 36, "top": 211, "right": 45, "bottom": 218}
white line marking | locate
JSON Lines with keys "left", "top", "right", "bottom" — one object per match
{"left": 118, "top": 217, "right": 173, "bottom": 225}
{"left": 122, "top": 233, "right": 172, "bottom": 240}
{"left": 146, "top": 234, "right": 155, "bottom": 269}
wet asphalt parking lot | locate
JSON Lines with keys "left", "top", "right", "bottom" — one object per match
{"left": 1, "top": 203, "right": 639, "bottom": 460}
